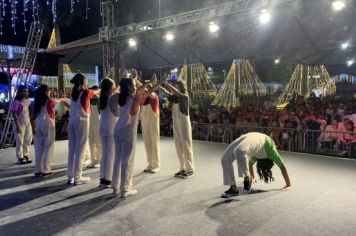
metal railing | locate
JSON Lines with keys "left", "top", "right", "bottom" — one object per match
{"left": 157, "top": 121, "right": 356, "bottom": 159}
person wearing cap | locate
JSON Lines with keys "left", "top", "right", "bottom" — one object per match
{"left": 66, "top": 73, "right": 100, "bottom": 185}
{"left": 220, "top": 132, "right": 291, "bottom": 198}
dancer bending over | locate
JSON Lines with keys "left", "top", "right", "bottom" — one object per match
{"left": 221, "top": 132, "right": 291, "bottom": 198}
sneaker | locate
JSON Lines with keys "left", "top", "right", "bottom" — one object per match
{"left": 221, "top": 188, "right": 239, "bottom": 198}
{"left": 74, "top": 176, "right": 91, "bottom": 185}
{"left": 87, "top": 161, "right": 100, "bottom": 168}
{"left": 143, "top": 167, "right": 151, "bottom": 173}
{"left": 121, "top": 189, "right": 138, "bottom": 198}
{"left": 16, "top": 158, "right": 27, "bottom": 165}
{"left": 67, "top": 178, "right": 74, "bottom": 185}
{"left": 42, "top": 172, "right": 54, "bottom": 177}
{"left": 24, "top": 156, "right": 32, "bottom": 164}
{"left": 243, "top": 176, "right": 252, "bottom": 194}
{"left": 174, "top": 170, "right": 186, "bottom": 178}
{"left": 34, "top": 173, "right": 43, "bottom": 178}
{"left": 99, "top": 179, "right": 111, "bottom": 188}
{"left": 149, "top": 168, "right": 160, "bottom": 173}
{"left": 180, "top": 171, "right": 194, "bottom": 179}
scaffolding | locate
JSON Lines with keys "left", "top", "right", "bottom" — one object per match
{"left": 275, "top": 64, "right": 336, "bottom": 107}
{"left": 100, "top": 0, "right": 116, "bottom": 80}
{"left": 0, "top": 22, "right": 44, "bottom": 148}
{"left": 212, "top": 59, "right": 267, "bottom": 108}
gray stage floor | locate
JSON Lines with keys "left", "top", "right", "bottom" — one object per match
{"left": 0, "top": 136, "right": 356, "bottom": 236}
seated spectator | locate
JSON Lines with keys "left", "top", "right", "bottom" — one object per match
{"left": 318, "top": 120, "right": 339, "bottom": 150}
{"left": 337, "top": 120, "right": 356, "bottom": 151}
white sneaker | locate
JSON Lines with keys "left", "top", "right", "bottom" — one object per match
{"left": 121, "top": 189, "right": 138, "bottom": 198}
{"left": 74, "top": 176, "right": 91, "bottom": 185}
{"left": 149, "top": 168, "right": 160, "bottom": 173}
{"left": 67, "top": 178, "right": 74, "bottom": 185}
{"left": 87, "top": 161, "right": 100, "bottom": 168}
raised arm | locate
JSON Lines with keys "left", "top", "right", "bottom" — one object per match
{"left": 159, "top": 85, "right": 173, "bottom": 96}
{"left": 164, "top": 82, "right": 185, "bottom": 97}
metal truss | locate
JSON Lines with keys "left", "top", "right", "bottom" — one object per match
{"left": 108, "top": 0, "right": 260, "bottom": 39}
{"left": 100, "top": 0, "right": 116, "bottom": 79}
{"left": 0, "top": 22, "right": 44, "bottom": 147}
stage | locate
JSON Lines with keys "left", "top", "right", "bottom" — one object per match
{"left": 0, "top": 136, "right": 355, "bottom": 236}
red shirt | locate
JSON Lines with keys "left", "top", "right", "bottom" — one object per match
{"left": 80, "top": 89, "right": 95, "bottom": 113}
{"left": 47, "top": 99, "right": 56, "bottom": 119}
{"left": 150, "top": 93, "right": 159, "bottom": 114}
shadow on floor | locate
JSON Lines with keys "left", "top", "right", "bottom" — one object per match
{"left": 0, "top": 194, "right": 123, "bottom": 236}
{"left": 0, "top": 164, "right": 67, "bottom": 179}
{"left": 0, "top": 170, "right": 67, "bottom": 190}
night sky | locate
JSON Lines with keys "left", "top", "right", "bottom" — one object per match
{"left": 0, "top": 0, "right": 230, "bottom": 47}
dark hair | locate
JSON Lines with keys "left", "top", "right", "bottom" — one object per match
{"left": 100, "top": 79, "right": 114, "bottom": 110}
{"left": 15, "top": 85, "right": 28, "bottom": 100}
{"left": 118, "top": 78, "right": 134, "bottom": 107}
{"left": 174, "top": 80, "right": 187, "bottom": 94}
{"left": 257, "top": 159, "right": 275, "bottom": 183}
{"left": 33, "top": 84, "right": 50, "bottom": 116}
{"left": 71, "top": 73, "right": 85, "bottom": 101}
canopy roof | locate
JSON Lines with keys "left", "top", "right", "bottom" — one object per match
{"left": 47, "top": 0, "right": 356, "bottom": 70}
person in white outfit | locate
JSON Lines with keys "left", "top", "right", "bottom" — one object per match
{"left": 87, "top": 86, "right": 102, "bottom": 168}
{"left": 31, "top": 85, "right": 67, "bottom": 177}
{"left": 112, "top": 74, "right": 164, "bottom": 198}
{"left": 99, "top": 79, "right": 118, "bottom": 188}
{"left": 11, "top": 85, "right": 33, "bottom": 165}
{"left": 220, "top": 132, "right": 291, "bottom": 198}
{"left": 66, "top": 73, "right": 100, "bottom": 185}
{"left": 141, "top": 73, "right": 160, "bottom": 173}
{"left": 159, "top": 80, "right": 195, "bottom": 179}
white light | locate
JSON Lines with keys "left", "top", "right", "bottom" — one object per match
{"left": 128, "top": 38, "right": 137, "bottom": 47}
{"left": 259, "top": 9, "right": 271, "bottom": 24}
{"left": 164, "top": 32, "right": 175, "bottom": 41}
{"left": 274, "top": 58, "right": 280, "bottom": 65}
{"left": 171, "top": 68, "right": 178, "bottom": 73}
{"left": 209, "top": 22, "right": 219, "bottom": 33}
{"left": 332, "top": 1, "right": 346, "bottom": 11}
{"left": 347, "top": 59, "right": 354, "bottom": 66}
{"left": 341, "top": 42, "right": 349, "bottom": 50}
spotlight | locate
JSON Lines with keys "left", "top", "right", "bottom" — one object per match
{"left": 209, "top": 22, "right": 219, "bottom": 33}
{"left": 274, "top": 58, "right": 280, "bottom": 65}
{"left": 164, "top": 32, "right": 175, "bottom": 41}
{"left": 347, "top": 59, "right": 354, "bottom": 66}
{"left": 128, "top": 38, "right": 137, "bottom": 47}
{"left": 341, "top": 42, "right": 349, "bottom": 50}
{"left": 332, "top": 1, "right": 345, "bottom": 11}
{"left": 259, "top": 9, "right": 271, "bottom": 24}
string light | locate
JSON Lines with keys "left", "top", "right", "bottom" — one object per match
{"left": 0, "top": 0, "right": 90, "bottom": 35}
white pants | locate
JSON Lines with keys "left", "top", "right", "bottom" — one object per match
{"left": 67, "top": 118, "right": 89, "bottom": 180}
{"left": 14, "top": 122, "right": 32, "bottom": 160}
{"left": 89, "top": 124, "right": 102, "bottom": 164}
{"left": 34, "top": 126, "right": 55, "bottom": 174}
{"left": 141, "top": 110, "right": 160, "bottom": 170}
{"left": 112, "top": 129, "right": 135, "bottom": 191}
{"left": 100, "top": 135, "right": 115, "bottom": 181}
{"left": 173, "top": 117, "right": 194, "bottom": 172}
{"left": 221, "top": 147, "right": 249, "bottom": 186}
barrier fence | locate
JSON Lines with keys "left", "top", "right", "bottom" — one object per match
{"left": 155, "top": 122, "right": 356, "bottom": 159}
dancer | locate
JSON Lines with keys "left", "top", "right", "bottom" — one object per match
{"left": 11, "top": 85, "right": 33, "bottom": 164}
{"left": 112, "top": 75, "right": 164, "bottom": 197}
{"left": 159, "top": 80, "right": 195, "bottom": 178}
{"left": 140, "top": 73, "right": 160, "bottom": 173}
{"left": 66, "top": 73, "right": 100, "bottom": 185}
{"left": 87, "top": 86, "right": 102, "bottom": 168}
{"left": 99, "top": 79, "right": 118, "bottom": 188}
{"left": 220, "top": 132, "right": 291, "bottom": 198}
{"left": 31, "top": 85, "right": 67, "bottom": 177}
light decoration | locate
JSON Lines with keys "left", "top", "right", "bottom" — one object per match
{"left": 0, "top": 0, "right": 90, "bottom": 35}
